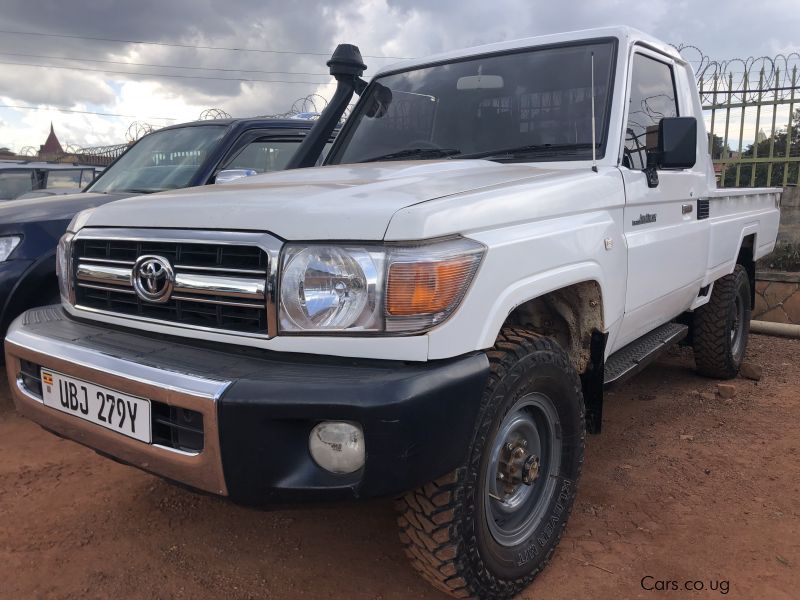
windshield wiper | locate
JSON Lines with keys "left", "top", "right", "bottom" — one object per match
{"left": 360, "top": 147, "right": 462, "bottom": 162}
{"left": 457, "top": 143, "right": 596, "bottom": 161}
{"left": 120, "top": 188, "right": 162, "bottom": 194}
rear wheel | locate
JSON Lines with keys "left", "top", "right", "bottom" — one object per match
{"left": 395, "top": 328, "right": 585, "bottom": 599}
{"left": 693, "top": 265, "right": 751, "bottom": 379}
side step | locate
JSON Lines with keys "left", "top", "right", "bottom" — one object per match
{"left": 604, "top": 322, "right": 688, "bottom": 388}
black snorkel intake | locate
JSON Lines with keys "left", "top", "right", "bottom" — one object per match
{"left": 285, "top": 44, "right": 368, "bottom": 169}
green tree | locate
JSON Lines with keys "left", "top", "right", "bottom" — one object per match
{"left": 722, "top": 108, "right": 800, "bottom": 187}
{"left": 709, "top": 133, "right": 729, "bottom": 160}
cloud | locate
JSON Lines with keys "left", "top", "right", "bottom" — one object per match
{"left": 1, "top": 0, "right": 799, "bottom": 151}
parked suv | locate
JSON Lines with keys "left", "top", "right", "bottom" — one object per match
{"left": 0, "top": 118, "right": 331, "bottom": 341}
{"left": 0, "top": 161, "right": 99, "bottom": 200}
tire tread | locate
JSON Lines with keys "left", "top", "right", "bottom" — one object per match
{"left": 396, "top": 327, "right": 585, "bottom": 599}
{"left": 693, "top": 265, "right": 750, "bottom": 379}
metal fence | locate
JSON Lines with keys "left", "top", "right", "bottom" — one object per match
{"left": 58, "top": 143, "right": 131, "bottom": 166}
{"left": 678, "top": 46, "right": 800, "bottom": 188}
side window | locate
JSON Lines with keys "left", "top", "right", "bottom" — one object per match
{"left": 624, "top": 54, "right": 678, "bottom": 170}
{"left": 46, "top": 169, "right": 82, "bottom": 188}
{"left": 223, "top": 139, "right": 301, "bottom": 173}
{"left": 0, "top": 170, "right": 35, "bottom": 200}
{"left": 81, "top": 169, "right": 97, "bottom": 187}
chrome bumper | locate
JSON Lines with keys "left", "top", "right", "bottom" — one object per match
{"left": 4, "top": 307, "right": 230, "bottom": 495}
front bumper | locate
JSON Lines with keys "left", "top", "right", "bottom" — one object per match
{"left": 5, "top": 307, "right": 489, "bottom": 505}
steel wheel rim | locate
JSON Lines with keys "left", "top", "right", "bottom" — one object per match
{"left": 484, "top": 393, "right": 561, "bottom": 547}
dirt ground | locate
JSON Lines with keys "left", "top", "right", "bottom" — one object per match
{"left": 1, "top": 334, "right": 798, "bottom": 600}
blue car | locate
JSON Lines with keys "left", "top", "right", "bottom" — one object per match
{"left": 0, "top": 117, "right": 330, "bottom": 341}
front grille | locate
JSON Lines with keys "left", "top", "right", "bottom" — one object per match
{"left": 20, "top": 360, "right": 204, "bottom": 453}
{"left": 77, "top": 238, "right": 266, "bottom": 270}
{"left": 73, "top": 237, "right": 269, "bottom": 335}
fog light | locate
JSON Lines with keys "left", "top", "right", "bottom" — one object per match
{"left": 309, "top": 421, "right": 365, "bottom": 474}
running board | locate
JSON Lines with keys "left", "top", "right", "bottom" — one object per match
{"left": 603, "top": 323, "right": 688, "bottom": 388}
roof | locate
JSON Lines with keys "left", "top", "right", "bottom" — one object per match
{"left": 157, "top": 117, "right": 320, "bottom": 132}
{"left": 374, "top": 26, "right": 682, "bottom": 76}
{"left": 40, "top": 122, "right": 64, "bottom": 154}
{"left": 0, "top": 161, "right": 98, "bottom": 170}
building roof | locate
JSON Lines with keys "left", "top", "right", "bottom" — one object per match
{"left": 40, "top": 122, "right": 63, "bottom": 155}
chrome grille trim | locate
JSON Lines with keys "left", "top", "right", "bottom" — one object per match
{"left": 81, "top": 257, "right": 136, "bottom": 266}
{"left": 76, "top": 263, "right": 267, "bottom": 300}
{"left": 70, "top": 228, "right": 282, "bottom": 337}
{"left": 171, "top": 272, "right": 266, "bottom": 299}
{"left": 174, "top": 264, "right": 267, "bottom": 276}
{"left": 76, "top": 263, "right": 131, "bottom": 285}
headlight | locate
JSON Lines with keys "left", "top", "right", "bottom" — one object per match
{"left": 281, "top": 246, "right": 382, "bottom": 331}
{"left": 279, "top": 237, "right": 484, "bottom": 334}
{"left": 56, "top": 232, "right": 75, "bottom": 303}
{"left": 0, "top": 236, "right": 22, "bottom": 262}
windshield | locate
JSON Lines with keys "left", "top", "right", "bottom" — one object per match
{"left": 87, "top": 125, "right": 227, "bottom": 193}
{"left": 329, "top": 40, "right": 616, "bottom": 164}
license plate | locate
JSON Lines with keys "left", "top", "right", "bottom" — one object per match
{"left": 40, "top": 369, "right": 151, "bottom": 443}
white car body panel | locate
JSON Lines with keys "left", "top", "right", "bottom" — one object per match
{"left": 65, "top": 26, "right": 782, "bottom": 363}
{"left": 82, "top": 161, "right": 546, "bottom": 240}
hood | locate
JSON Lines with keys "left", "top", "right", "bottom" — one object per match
{"left": 82, "top": 161, "right": 562, "bottom": 240}
{"left": 0, "top": 191, "right": 131, "bottom": 226}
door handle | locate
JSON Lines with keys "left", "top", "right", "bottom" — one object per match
{"left": 682, "top": 203, "right": 693, "bottom": 215}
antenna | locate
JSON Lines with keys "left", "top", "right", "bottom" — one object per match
{"left": 590, "top": 52, "right": 598, "bottom": 173}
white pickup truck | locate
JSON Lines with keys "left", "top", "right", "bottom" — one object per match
{"left": 4, "top": 26, "right": 781, "bottom": 600}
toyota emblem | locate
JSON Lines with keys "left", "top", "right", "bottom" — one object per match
{"left": 131, "top": 255, "right": 174, "bottom": 303}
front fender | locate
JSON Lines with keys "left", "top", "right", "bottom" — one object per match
{"left": 475, "top": 261, "right": 609, "bottom": 349}
{"left": 0, "top": 259, "right": 34, "bottom": 333}
{"left": 426, "top": 210, "right": 628, "bottom": 360}
{"left": 0, "top": 251, "right": 58, "bottom": 336}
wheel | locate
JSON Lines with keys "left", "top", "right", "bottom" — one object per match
{"left": 693, "top": 265, "right": 751, "bottom": 379}
{"left": 395, "top": 328, "right": 585, "bottom": 599}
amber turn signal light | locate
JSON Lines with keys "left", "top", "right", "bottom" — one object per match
{"left": 386, "top": 256, "right": 477, "bottom": 316}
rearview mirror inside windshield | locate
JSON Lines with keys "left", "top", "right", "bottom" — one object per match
{"left": 456, "top": 75, "right": 504, "bottom": 90}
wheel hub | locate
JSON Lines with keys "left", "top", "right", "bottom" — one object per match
{"left": 497, "top": 439, "right": 540, "bottom": 496}
{"left": 483, "top": 393, "right": 562, "bottom": 547}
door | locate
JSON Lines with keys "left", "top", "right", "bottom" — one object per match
{"left": 615, "top": 50, "right": 708, "bottom": 349}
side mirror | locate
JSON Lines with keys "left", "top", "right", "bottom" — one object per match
{"left": 658, "top": 117, "right": 697, "bottom": 169}
{"left": 215, "top": 169, "right": 257, "bottom": 184}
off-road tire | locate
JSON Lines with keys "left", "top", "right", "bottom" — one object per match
{"left": 395, "top": 328, "right": 585, "bottom": 599}
{"left": 693, "top": 264, "right": 751, "bottom": 379}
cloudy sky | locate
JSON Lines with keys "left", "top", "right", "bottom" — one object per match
{"left": 1, "top": 0, "right": 799, "bottom": 153}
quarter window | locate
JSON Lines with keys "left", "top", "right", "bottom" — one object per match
{"left": 623, "top": 53, "right": 678, "bottom": 170}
